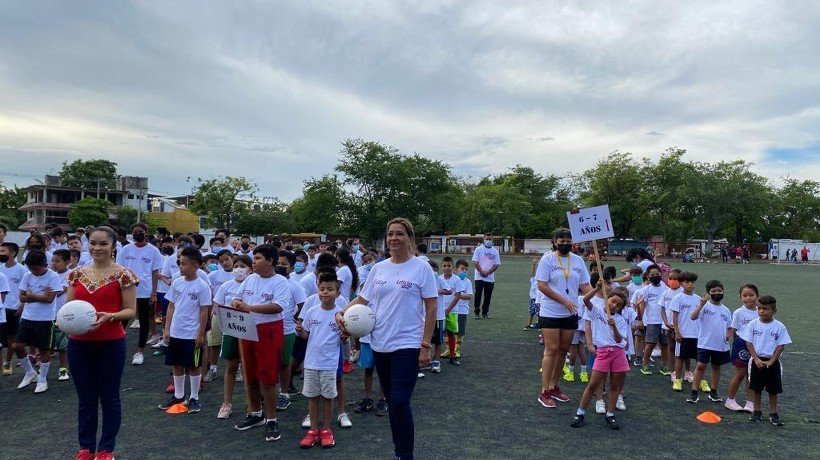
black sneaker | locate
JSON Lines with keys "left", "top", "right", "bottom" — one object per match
{"left": 474, "top": 313, "right": 480, "bottom": 319}
{"left": 354, "top": 398, "right": 374, "bottom": 414}
{"left": 750, "top": 410, "right": 763, "bottom": 423}
{"left": 452, "top": 358, "right": 461, "bottom": 366}
{"left": 265, "top": 420, "right": 281, "bottom": 442}
{"left": 287, "top": 382, "right": 299, "bottom": 395}
{"left": 569, "top": 414, "right": 585, "bottom": 428}
{"left": 605, "top": 415, "right": 619, "bottom": 430}
{"left": 235, "top": 413, "right": 265, "bottom": 431}
{"left": 708, "top": 391, "right": 723, "bottom": 402}
{"left": 186, "top": 398, "right": 202, "bottom": 413}
{"left": 158, "top": 396, "right": 184, "bottom": 410}
{"left": 686, "top": 391, "right": 699, "bottom": 403}
{"left": 769, "top": 413, "right": 784, "bottom": 427}
{"left": 375, "top": 399, "right": 388, "bottom": 417}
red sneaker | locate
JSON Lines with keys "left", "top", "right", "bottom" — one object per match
{"left": 165, "top": 383, "right": 174, "bottom": 393}
{"left": 75, "top": 449, "right": 94, "bottom": 460}
{"left": 549, "top": 386, "right": 570, "bottom": 403}
{"left": 538, "top": 390, "right": 556, "bottom": 408}
{"left": 95, "top": 451, "right": 115, "bottom": 460}
{"left": 319, "top": 428, "right": 336, "bottom": 448}
{"left": 300, "top": 429, "right": 319, "bottom": 449}
{"left": 342, "top": 360, "right": 354, "bottom": 374}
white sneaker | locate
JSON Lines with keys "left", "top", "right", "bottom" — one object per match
{"left": 146, "top": 334, "right": 161, "bottom": 346}
{"left": 129, "top": 320, "right": 140, "bottom": 329}
{"left": 17, "top": 372, "right": 38, "bottom": 389}
{"left": 131, "top": 352, "right": 144, "bottom": 365}
{"left": 151, "top": 340, "right": 168, "bottom": 349}
{"left": 217, "top": 403, "right": 233, "bottom": 419}
{"left": 417, "top": 372, "right": 425, "bottom": 379}
{"left": 301, "top": 414, "right": 311, "bottom": 429}
{"left": 724, "top": 399, "right": 743, "bottom": 411}
{"left": 337, "top": 412, "right": 352, "bottom": 428}
{"left": 742, "top": 401, "right": 755, "bottom": 413}
{"left": 684, "top": 371, "right": 694, "bottom": 383}
{"left": 616, "top": 394, "right": 626, "bottom": 411}
{"left": 651, "top": 347, "right": 662, "bottom": 358}
{"left": 35, "top": 381, "right": 48, "bottom": 393}
{"left": 595, "top": 399, "right": 605, "bottom": 414}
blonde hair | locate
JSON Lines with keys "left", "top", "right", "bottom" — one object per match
{"left": 386, "top": 217, "right": 415, "bottom": 238}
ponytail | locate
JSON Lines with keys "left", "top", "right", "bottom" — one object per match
{"left": 336, "top": 248, "right": 359, "bottom": 297}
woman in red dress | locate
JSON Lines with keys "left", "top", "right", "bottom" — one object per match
{"left": 65, "top": 226, "right": 137, "bottom": 460}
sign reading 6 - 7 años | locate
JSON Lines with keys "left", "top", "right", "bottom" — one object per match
{"left": 567, "top": 205, "right": 615, "bottom": 243}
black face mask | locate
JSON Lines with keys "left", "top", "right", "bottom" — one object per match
{"left": 241, "top": 243, "right": 250, "bottom": 251}
{"left": 161, "top": 247, "right": 175, "bottom": 256}
{"left": 28, "top": 245, "right": 43, "bottom": 251}
{"left": 0, "top": 255, "right": 8, "bottom": 263}
{"left": 556, "top": 243, "right": 572, "bottom": 255}
{"left": 649, "top": 275, "right": 662, "bottom": 285}
{"left": 711, "top": 293, "right": 724, "bottom": 303}
{"left": 133, "top": 233, "right": 146, "bottom": 243}
{"left": 274, "top": 266, "right": 288, "bottom": 277}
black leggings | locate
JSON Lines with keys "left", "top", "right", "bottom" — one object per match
{"left": 122, "top": 298, "right": 151, "bottom": 349}
{"left": 474, "top": 280, "right": 495, "bottom": 317}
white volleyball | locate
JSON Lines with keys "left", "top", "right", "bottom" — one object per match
{"left": 343, "top": 304, "right": 376, "bottom": 338}
{"left": 56, "top": 300, "right": 98, "bottom": 335}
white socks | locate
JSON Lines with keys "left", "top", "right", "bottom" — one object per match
{"left": 38, "top": 362, "right": 50, "bottom": 383}
{"left": 21, "top": 356, "right": 35, "bottom": 376}
{"left": 173, "top": 375, "right": 185, "bottom": 399}
{"left": 189, "top": 375, "right": 201, "bottom": 400}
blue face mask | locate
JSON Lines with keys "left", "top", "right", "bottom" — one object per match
{"left": 352, "top": 244, "right": 360, "bottom": 253}
{"left": 208, "top": 263, "right": 219, "bottom": 272}
{"left": 457, "top": 272, "right": 467, "bottom": 280}
{"left": 632, "top": 276, "right": 643, "bottom": 284}
{"left": 211, "top": 246, "right": 222, "bottom": 253}
{"left": 294, "top": 261, "right": 306, "bottom": 273}
{"left": 483, "top": 240, "right": 493, "bottom": 248}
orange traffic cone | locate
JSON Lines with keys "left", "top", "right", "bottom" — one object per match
{"left": 696, "top": 411, "right": 721, "bottom": 424}
{"left": 166, "top": 403, "right": 189, "bottom": 414}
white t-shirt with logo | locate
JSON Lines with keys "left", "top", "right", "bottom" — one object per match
{"left": 165, "top": 277, "right": 212, "bottom": 340}
{"left": 116, "top": 243, "right": 163, "bottom": 298}
{"left": 213, "top": 279, "right": 242, "bottom": 307}
{"left": 434, "top": 275, "right": 453, "bottom": 321}
{"left": 636, "top": 259, "right": 654, "bottom": 273}
{"left": 19, "top": 269, "right": 64, "bottom": 321}
{"left": 0, "top": 263, "right": 28, "bottom": 311}
{"left": 336, "top": 265, "right": 354, "bottom": 300}
{"left": 300, "top": 272, "right": 318, "bottom": 298}
{"left": 208, "top": 269, "right": 234, "bottom": 294}
{"left": 440, "top": 274, "right": 463, "bottom": 315}
{"left": 472, "top": 246, "right": 501, "bottom": 282}
{"left": 54, "top": 269, "right": 71, "bottom": 313}
{"left": 739, "top": 319, "right": 791, "bottom": 358}
{"left": 234, "top": 273, "right": 293, "bottom": 325}
{"left": 284, "top": 277, "right": 307, "bottom": 335}
{"left": 290, "top": 270, "right": 308, "bottom": 284}
{"left": 453, "top": 277, "right": 472, "bottom": 315}
{"left": 157, "top": 255, "right": 171, "bottom": 294}
{"left": 667, "top": 292, "right": 701, "bottom": 338}
{"left": 583, "top": 297, "right": 629, "bottom": 349}
{"left": 302, "top": 304, "right": 343, "bottom": 371}
{"left": 535, "top": 252, "right": 590, "bottom": 318}
{"left": 695, "top": 302, "right": 731, "bottom": 351}
{"left": 360, "top": 257, "right": 438, "bottom": 353}
{"left": 77, "top": 252, "right": 93, "bottom": 268}
{"left": 731, "top": 306, "right": 759, "bottom": 335}
{"left": 634, "top": 284, "right": 667, "bottom": 325}
{"left": 659, "top": 286, "right": 681, "bottom": 330}
{"left": 299, "top": 293, "right": 347, "bottom": 321}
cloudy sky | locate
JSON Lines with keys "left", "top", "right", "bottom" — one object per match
{"left": 1, "top": 1, "right": 818, "bottom": 200}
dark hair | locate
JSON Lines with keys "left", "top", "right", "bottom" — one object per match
{"left": 116, "top": 228, "right": 128, "bottom": 237}
{"left": 327, "top": 244, "right": 338, "bottom": 253}
{"left": 428, "top": 260, "right": 439, "bottom": 271}
{"left": 280, "top": 250, "right": 296, "bottom": 268}
{"left": 317, "top": 268, "right": 339, "bottom": 287}
{"left": 705, "top": 279, "right": 723, "bottom": 291}
{"left": 442, "top": 256, "right": 453, "bottom": 263}
{"left": 553, "top": 227, "right": 572, "bottom": 240}
{"left": 192, "top": 234, "right": 205, "bottom": 248}
{"left": 456, "top": 259, "right": 469, "bottom": 269}
{"left": 294, "top": 250, "right": 308, "bottom": 263}
{"left": 590, "top": 272, "right": 601, "bottom": 287}
{"left": 609, "top": 288, "right": 629, "bottom": 310}
{"left": 336, "top": 248, "right": 359, "bottom": 296}
{"left": 180, "top": 246, "right": 203, "bottom": 265}
{"left": 241, "top": 234, "right": 251, "bottom": 240}
{"left": 68, "top": 249, "right": 81, "bottom": 260}
{"left": 90, "top": 226, "right": 117, "bottom": 244}
{"left": 204, "top": 254, "right": 218, "bottom": 262}
{"left": 210, "top": 237, "right": 225, "bottom": 245}
{"left": 24, "top": 249, "right": 47, "bottom": 267}
{"left": 758, "top": 295, "right": 776, "bottom": 307}
{"left": 315, "top": 253, "right": 338, "bottom": 272}
{"left": 131, "top": 222, "right": 148, "bottom": 232}
{"left": 156, "top": 227, "right": 169, "bottom": 237}
{"left": 645, "top": 264, "right": 662, "bottom": 274}
{"left": 217, "top": 249, "right": 233, "bottom": 260}
{"left": 417, "top": 243, "right": 428, "bottom": 254}
{"left": 161, "top": 236, "right": 174, "bottom": 245}
{"left": 253, "top": 244, "right": 279, "bottom": 263}
{"left": 628, "top": 266, "right": 643, "bottom": 276}
{"left": 678, "top": 271, "right": 698, "bottom": 282}
{"left": 668, "top": 268, "right": 682, "bottom": 276}
{"left": 52, "top": 249, "right": 70, "bottom": 263}
{"left": 234, "top": 254, "right": 253, "bottom": 268}
{"left": 26, "top": 233, "right": 45, "bottom": 247}
{"left": 603, "top": 266, "right": 616, "bottom": 281}
{"left": 589, "top": 261, "right": 598, "bottom": 272}
{"left": 626, "top": 248, "right": 654, "bottom": 263}
{"left": 1, "top": 242, "right": 20, "bottom": 256}
{"left": 67, "top": 234, "right": 80, "bottom": 242}
{"left": 0, "top": 223, "right": 6, "bottom": 233}
{"left": 51, "top": 227, "right": 65, "bottom": 237}
{"left": 215, "top": 229, "right": 229, "bottom": 237}
{"left": 739, "top": 283, "right": 759, "bottom": 296}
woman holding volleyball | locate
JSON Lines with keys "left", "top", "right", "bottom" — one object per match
{"left": 337, "top": 218, "right": 437, "bottom": 460}
{"left": 65, "top": 226, "right": 137, "bottom": 460}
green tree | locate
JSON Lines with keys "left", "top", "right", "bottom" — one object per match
{"left": 0, "top": 184, "right": 27, "bottom": 229}
{"left": 460, "top": 182, "right": 532, "bottom": 237}
{"left": 59, "top": 159, "right": 118, "bottom": 189}
{"left": 235, "top": 200, "right": 293, "bottom": 236}
{"left": 189, "top": 176, "right": 258, "bottom": 233}
{"left": 641, "top": 148, "right": 694, "bottom": 241}
{"left": 68, "top": 197, "right": 111, "bottom": 228}
{"left": 491, "top": 165, "right": 571, "bottom": 237}
{"left": 764, "top": 178, "right": 820, "bottom": 241}
{"left": 112, "top": 205, "right": 139, "bottom": 229}
{"left": 288, "top": 175, "right": 348, "bottom": 234}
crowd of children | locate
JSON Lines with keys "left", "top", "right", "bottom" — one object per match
{"left": 0, "top": 224, "right": 477, "bottom": 453}
{"left": 528, "top": 251, "right": 792, "bottom": 430}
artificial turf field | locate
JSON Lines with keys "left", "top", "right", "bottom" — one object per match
{"left": 2, "top": 257, "right": 819, "bottom": 459}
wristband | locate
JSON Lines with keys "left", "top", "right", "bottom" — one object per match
{"left": 420, "top": 342, "right": 431, "bottom": 349}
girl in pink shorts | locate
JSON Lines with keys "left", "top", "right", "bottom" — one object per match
{"left": 570, "top": 285, "right": 630, "bottom": 430}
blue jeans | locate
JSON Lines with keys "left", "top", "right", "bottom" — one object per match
{"left": 373, "top": 348, "right": 420, "bottom": 460}
{"left": 68, "top": 338, "right": 126, "bottom": 453}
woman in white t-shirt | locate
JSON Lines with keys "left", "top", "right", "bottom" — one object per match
{"left": 337, "top": 218, "right": 437, "bottom": 460}
{"left": 535, "top": 228, "right": 592, "bottom": 409}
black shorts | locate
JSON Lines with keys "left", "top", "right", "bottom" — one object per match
{"left": 165, "top": 337, "right": 200, "bottom": 368}
{"left": 431, "top": 320, "right": 445, "bottom": 345}
{"left": 676, "top": 337, "right": 698, "bottom": 360}
{"left": 749, "top": 359, "right": 783, "bottom": 394}
{"left": 292, "top": 335, "right": 308, "bottom": 363}
{"left": 697, "top": 348, "right": 731, "bottom": 365}
{"left": 539, "top": 315, "right": 579, "bottom": 330}
{"left": 16, "top": 319, "right": 54, "bottom": 350}
{"left": 4, "top": 312, "right": 19, "bottom": 337}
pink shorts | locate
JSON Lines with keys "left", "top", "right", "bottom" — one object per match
{"left": 592, "top": 346, "right": 630, "bottom": 373}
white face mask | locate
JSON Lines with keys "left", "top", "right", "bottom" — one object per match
{"left": 233, "top": 267, "right": 248, "bottom": 281}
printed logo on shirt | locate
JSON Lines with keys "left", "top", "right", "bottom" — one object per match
{"left": 372, "top": 279, "right": 387, "bottom": 287}
{"left": 141, "top": 257, "right": 152, "bottom": 264}
{"left": 327, "top": 320, "right": 341, "bottom": 333}
{"left": 187, "top": 292, "right": 199, "bottom": 301}
{"left": 770, "top": 331, "right": 781, "bottom": 341}
{"left": 396, "top": 279, "right": 413, "bottom": 290}
{"left": 260, "top": 292, "right": 274, "bottom": 302}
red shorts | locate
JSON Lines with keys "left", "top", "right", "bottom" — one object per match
{"left": 240, "top": 320, "right": 283, "bottom": 386}
{"left": 592, "top": 346, "right": 630, "bottom": 373}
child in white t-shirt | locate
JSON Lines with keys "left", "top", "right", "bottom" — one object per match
{"left": 441, "top": 257, "right": 464, "bottom": 366}
{"left": 159, "top": 248, "right": 212, "bottom": 414}
{"left": 525, "top": 258, "right": 539, "bottom": 330}
{"left": 296, "top": 271, "right": 344, "bottom": 448}
{"left": 451, "top": 259, "right": 473, "bottom": 360}
{"left": 429, "top": 260, "right": 453, "bottom": 374}
{"left": 686, "top": 279, "right": 732, "bottom": 403}
{"left": 739, "top": 295, "right": 791, "bottom": 426}
{"left": 50, "top": 249, "right": 72, "bottom": 382}
{"left": 563, "top": 294, "right": 589, "bottom": 383}
{"left": 659, "top": 269, "right": 683, "bottom": 380}
{"left": 725, "top": 283, "right": 760, "bottom": 412}
{"left": 668, "top": 271, "right": 701, "bottom": 392}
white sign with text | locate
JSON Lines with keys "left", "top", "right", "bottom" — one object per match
{"left": 567, "top": 205, "right": 615, "bottom": 242}
{"left": 217, "top": 305, "right": 258, "bottom": 341}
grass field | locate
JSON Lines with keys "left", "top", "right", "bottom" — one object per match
{"left": 2, "top": 258, "right": 819, "bottom": 459}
